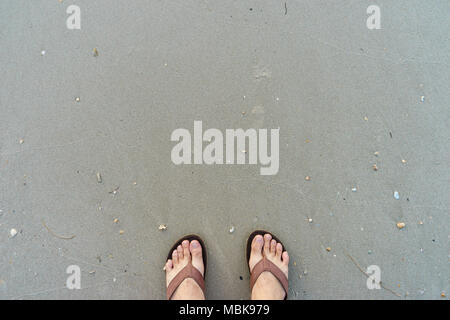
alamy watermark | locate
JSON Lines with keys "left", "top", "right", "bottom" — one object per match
{"left": 366, "top": 265, "right": 381, "bottom": 289}
{"left": 66, "top": 265, "right": 81, "bottom": 289}
{"left": 366, "top": 5, "right": 381, "bottom": 30}
{"left": 171, "top": 121, "right": 279, "bottom": 175}
{"left": 66, "top": 5, "right": 81, "bottom": 30}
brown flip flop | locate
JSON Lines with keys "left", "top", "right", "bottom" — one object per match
{"left": 246, "top": 230, "right": 289, "bottom": 299}
{"left": 165, "top": 234, "right": 207, "bottom": 300}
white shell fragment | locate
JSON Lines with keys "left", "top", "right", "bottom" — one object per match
{"left": 158, "top": 224, "right": 167, "bottom": 231}
{"left": 10, "top": 228, "right": 18, "bottom": 238}
{"left": 397, "top": 222, "right": 406, "bottom": 229}
{"left": 393, "top": 191, "right": 400, "bottom": 200}
{"left": 229, "top": 226, "right": 235, "bottom": 233}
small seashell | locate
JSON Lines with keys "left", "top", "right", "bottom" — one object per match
{"left": 10, "top": 228, "right": 18, "bottom": 237}
{"left": 229, "top": 226, "right": 235, "bottom": 233}
{"left": 396, "top": 222, "right": 405, "bottom": 229}
{"left": 113, "top": 218, "right": 119, "bottom": 223}
{"left": 96, "top": 172, "right": 102, "bottom": 183}
{"left": 393, "top": 191, "right": 400, "bottom": 200}
{"left": 158, "top": 224, "right": 167, "bottom": 231}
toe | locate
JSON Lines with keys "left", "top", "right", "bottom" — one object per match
{"left": 190, "top": 240, "right": 204, "bottom": 276}
{"left": 177, "top": 245, "right": 184, "bottom": 260}
{"left": 182, "top": 240, "right": 190, "bottom": 259}
{"left": 172, "top": 249, "right": 178, "bottom": 264}
{"left": 263, "top": 234, "right": 272, "bottom": 255}
{"left": 276, "top": 243, "right": 283, "bottom": 257}
{"left": 190, "top": 240, "right": 202, "bottom": 258}
{"left": 270, "top": 239, "right": 276, "bottom": 255}
{"left": 282, "top": 251, "right": 289, "bottom": 265}
{"left": 251, "top": 235, "right": 264, "bottom": 254}
{"left": 165, "top": 259, "right": 173, "bottom": 271}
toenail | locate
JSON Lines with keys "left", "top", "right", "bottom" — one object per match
{"left": 192, "top": 241, "right": 199, "bottom": 248}
{"left": 256, "top": 236, "right": 263, "bottom": 243}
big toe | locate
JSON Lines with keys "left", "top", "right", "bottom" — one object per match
{"left": 249, "top": 235, "right": 264, "bottom": 271}
{"left": 190, "top": 240, "right": 204, "bottom": 276}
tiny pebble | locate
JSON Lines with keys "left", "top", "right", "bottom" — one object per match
{"left": 158, "top": 224, "right": 167, "bottom": 231}
{"left": 119, "top": 230, "right": 124, "bottom": 235}
{"left": 96, "top": 172, "right": 102, "bottom": 183}
{"left": 75, "top": 97, "right": 80, "bottom": 102}
{"left": 113, "top": 218, "right": 119, "bottom": 223}
{"left": 374, "top": 151, "right": 379, "bottom": 156}
{"left": 229, "top": 226, "right": 235, "bottom": 233}
{"left": 372, "top": 164, "right": 378, "bottom": 171}
{"left": 326, "top": 247, "right": 331, "bottom": 252}
{"left": 10, "top": 228, "right": 18, "bottom": 238}
{"left": 351, "top": 187, "right": 357, "bottom": 192}
{"left": 396, "top": 222, "right": 405, "bottom": 229}
{"left": 420, "top": 96, "right": 425, "bottom": 102}
{"left": 19, "top": 139, "right": 24, "bottom": 144}
{"left": 41, "top": 50, "right": 46, "bottom": 56}
{"left": 307, "top": 218, "right": 313, "bottom": 223}
{"left": 441, "top": 292, "right": 446, "bottom": 298}
{"left": 401, "top": 159, "right": 407, "bottom": 164}
{"left": 305, "top": 176, "right": 310, "bottom": 181}
{"left": 393, "top": 191, "right": 400, "bottom": 200}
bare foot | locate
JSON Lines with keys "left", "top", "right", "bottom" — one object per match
{"left": 249, "top": 234, "right": 289, "bottom": 300}
{"left": 165, "top": 239, "right": 205, "bottom": 300}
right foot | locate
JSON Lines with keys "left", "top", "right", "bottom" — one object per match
{"left": 165, "top": 239, "right": 205, "bottom": 300}
{"left": 249, "top": 234, "right": 289, "bottom": 300}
